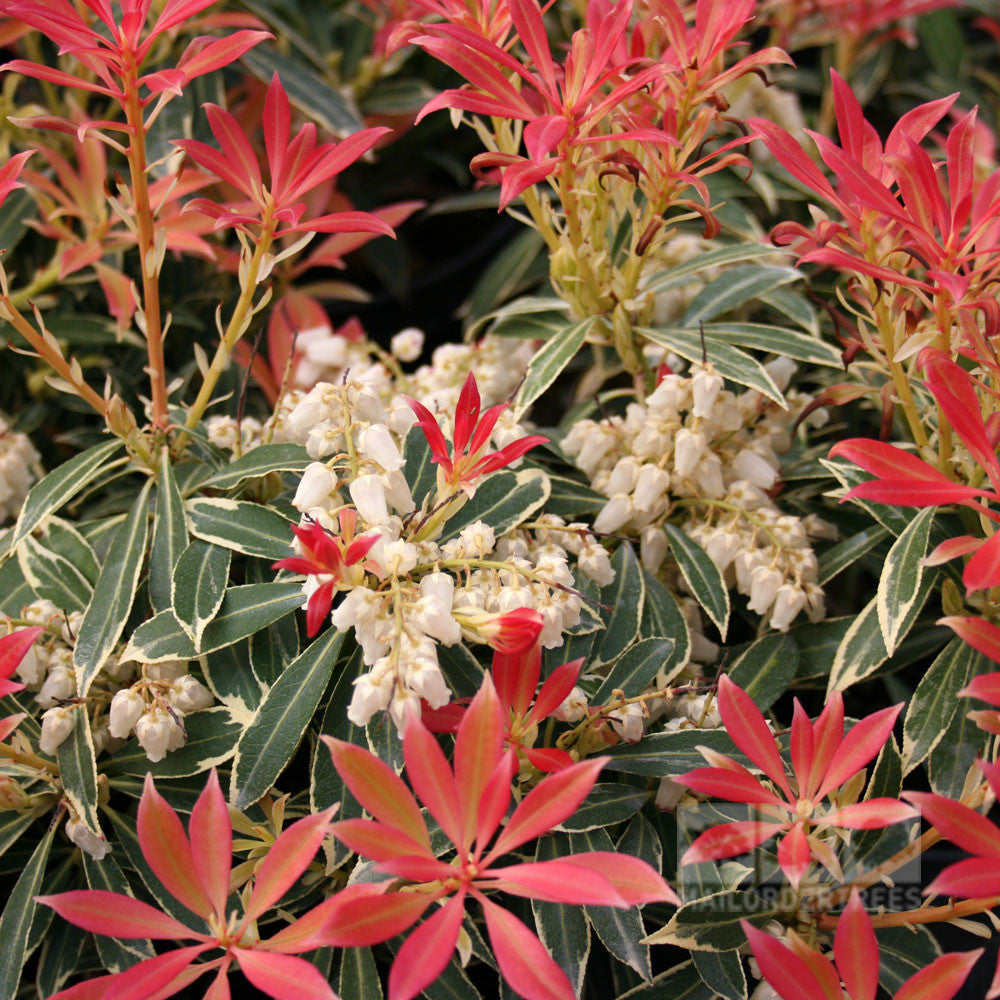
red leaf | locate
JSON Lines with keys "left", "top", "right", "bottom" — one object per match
{"left": 894, "top": 949, "right": 983, "bottom": 1000}
{"left": 903, "top": 792, "right": 1000, "bottom": 857}
{"left": 939, "top": 616, "right": 1000, "bottom": 665}
{"left": 681, "top": 820, "right": 787, "bottom": 864}
{"left": 388, "top": 891, "right": 466, "bottom": 1000}
{"left": 828, "top": 439, "right": 951, "bottom": 484}
{"left": 717, "top": 676, "right": 794, "bottom": 801}
{"left": 189, "top": 769, "right": 232, "bottom": 922}
{"left": 777, "top": 823, "right": 811, "bottom": 889}
{"left": 544, "top": 851, "right": 679, "bottom": 905}
{"left": 530, "top": 659, "right": 583, "bottom": 722}
{"left": 923, "top": 536, "right": 984, "bottom": 568}
{"left": 816, "top": 703, "right": 902, "bottom": 798}
{"left": 925, "top": 858, "right": 1000, "bottom": 899}
{"left": 487, "top": 757, "right": 607, "bottom": 859}
{"left": 833, "top": 890, "right": 879, "bottom": 1000}
{"left": 492, "top": 644, "right": 540, "bottom": 719}
{"left": 243, "top": 808, "right": 336, "bottom": 924}
{"left": 137, "top": 774, "right": 213, "bottom": 919}
{"left": 316, "top": 889, "right": 433, "bottom": 949}
{"left": 741, "top": 922, "right": 838, "bottom": 1000}
{"left": 235, "top": 949, "right": 338, "bottom": 1000}
{"left": 523, "top": 746, "right": 574, "bottom": 772}
{"left": 479, "top": 895, "right": 576, "bottom": 1000}
{"left": 822, "top": 799, "right": 917, "bottom": 829}
{"left": 676, "top": 766, "right": 786, "bottom": 807}
{"left": 330, "top": 818, "right": 432, "bottom": 863}
{"left": 36, "top": 890, "right": 200, "bottom": 940}
{"left": 104, "top": 945, "right": 211, "bottom": 1000}
{"left": 0, "top": 627, "right": 43, "bottom": 683}
{"left": 402, "top": 708, "right": 463, "bottom": 847}
{"left": 482, "top": 859, "right": 626, "bottom": 906}
{"left": 963, "top": 530, "right": 1000, "bottom": 593}
{"left": 454, "top": 674, "right": 506, "bottom": 852}
{"left": 322, "top": 737, "right": 430, "bottom": 850}
{"left": 960, "top": 672, "right": 1000, "bottom": 706}
{"left": 844, "top": 480, "right": 992, "bottom": 507}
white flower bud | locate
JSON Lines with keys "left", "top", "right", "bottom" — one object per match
{"left": 673, "top": 429, "right": 705, "bottom": 477}
{"left": 108, "top": 688, "right": 146, "bottom": 738}
{"left": 293, "top": 462, "right": 338, "bottom": 513}
{"left": 641, "top": 525, "right": 669, "bottom": 573}
{"left": 348, "top": 669, "right": 393, "bottom": 727}
{"left": 704, "top": 528, "right": 742, "bottom": 573}
{"left": 14, "top": 644, "right": 46, "bottom": 686}
{"left": 301, "top": 329, "right": 348, "bottom": 368}
{"left": 406, "top": 660, "right": 451, "bottom": 709}
{"left": 66, "top": 816, "right": 110, "bottom": 860}
{"left": 606, "top": 457, "right": 641, "bottom": 496}
{"left": 135, "top": 708, "right": 184, "bottom": 763}
{"left": 555, "top": 686, "right": 588, "bottom": 722}
{"left": 458, "top": 521, "right": 495, "bottom": 556}
{"left": 169, "top": 675, "right": 214, "bottom": 714}
{"left": 593, "top": 494, "right": 632, "bottom": 534}
{"left": 764, "top": 357, "right": 797, "bottom": 393}
{"left": 146, "top": 660, "right": 186, "bottom": 682}
{"left": 391, "top": 327, "right": 425, "bottom": 362}
{"left": 655, "top": 777, "right": 686, "bottom": 811}
{"left": 632, "top": 464, "right": 671, "bottom": 513}
{"left": 350, "top": 474, "right": 389, "bottom": 525}
{"left": 420, "top": 572, "right": 455, "bottom": 607}
{"left": 39, "top": 706, "right": 75, "bottom": 755}
{"left": 578, "top": 542, "right": 615, "bottom": 586}
{"left": 412, "top": 595, "right": 462, "bottom": 645}
{"left": 747, "top": 564, "right": 783, "bottom": 615}
{"left": 36, "top": 664, "right": 76, "bottom": 708}
{"left": 608, "top": 702, "right": 646, "bottom": 742}
{"left": 388, "top": 689, "right": 422, "bottom": 732}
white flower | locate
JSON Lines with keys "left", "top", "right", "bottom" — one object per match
{"left": 606, "top": 457, "right": 641, "bottom": 495}
{"left": 578, "top": 542, "right": 615, "bottom": 586}
{"left": 640, "top": 525, "right": 669, "bottom": 573}
{"left": 135, "top": 708, "right": 185, "bottom": 763}
{"left": 293, "top": 463, "right": 338, "bottom": 512}
{"left": 39, "top": 706, "right": 75, "bottom": 755}
{"left": 655, "top": 777, "right": 686, "bottom": 811}
{"left": 359, "top": 424, "right": 404, "bottom": 472}
{"left": 391, "top": 327, "right": 425, "bottom": 362}
{"left": 632, "top": 464, "right": 671, "bottom": 512}
{"left": 381, "top": 539, "right": 419, "bottom": 575}
{"left": 593, "top": 494, "right": 632, "bottom": 534}
{"left": 458, "top": 521, "right": 495, "bottom": 557}
{"left": 406, "top": 659, "right": 451, "bottom": 709}
{"left": 555, "top": 686, "right": 588, "bottom": 722}
{"left": 673, "top": 428, "right": 705, "bottom": 477}
{"left": 764, "top": 357, "right": 797, "bottom": 393}
{"left": 691, "top": 366, "right": 724, "bottom": 418}
{"left": 704, "top": 527, "right": 742, "bottom": 573}
{"left": 382, "top": 470, "right": 415, "bottom": 515}
{"left": 65, "top": 816, "right": 110, "bottom": 860}
{"left": 747, "top": 564, "right": 783, "bottom": 615}
{"left": 332, "top": 587, "right": 384, "bottom": 632}
{"left": 36, "top": 664, "right": 76, "bottom": 708}
{"left": 732, "top": 449, "right": 778, "bottom": 490}
{"left": 411, "top": 594, "right": 462, "bottom": 645}
{"left": 350, "top": 474, "right": 389, "bottom": 525}
{"left": 146, "top": 660, "right": 187, "bottom": 682}
{"left": 14, "top": 643, "right": 46, "bottom": 686}
{"left": 168, "top": 675, "right": 214, "bottom": 714}
{"left": 608, "top": 702, "right": 646, "bottom": 742}
{"left": 300, "top": 328, "right": 348, "bottom": 369}
{"left": 388, "top": 689, "right": 422, "bottom": 732}
{"left": 108, "top": 688, "right": 146, "bottom": 738}
{"left": 769, "top": 583, "right": 806, "bottom": 631}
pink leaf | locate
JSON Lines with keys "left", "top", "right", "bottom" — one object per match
{"left": 479, "top": 895, "right": 576, "bottom": 1000}
{"left": 894, "top": 950, "right": 983, "bottom": 1000}
{"left": 35, "top": 890, "right": 199, "bottom": 940}
{"left": 137, "top": 774, "right": 213, "bottom": 919}
{"left": 106, "top": 944, "right": 211, "bottom": 1000}
{"left": 0, "top": 627, "right": 43, "bottom": 682}
{"left": 816, "top": 703, "right": 902, "bottom": 798}
{"left": 402, "top": 708, "right": 463, "bottom": 847}
{"left": 235, "top": 949, "right": 339, "bottom": 1000}
{"left": 492, "top": 645, "right": 541, "bottom": 719}
{"left": 741, "top": 922, "right": 839, "bottom": 1000}
{"left": 538, "top": 852, "right": 679, "bottom": 905}
{"left": 822, "top": 799, "right": 917, "bottom": 829}
{"left": 523, "top": 114, "right": 568, "bottom": 163}
{"left": 189, "top": 769, "right": 232, "bottom": 922}
{"left": 960, "top": 672, "right": 1000, "bottom": 706}
{"left": 316, "top": 888, "right": 433, "bottom": 949}
{"left": 388, "top": 891, "right": 466, "bottom": 1000}
{"left": 939, "top": 617, "right": 1000, "bottom": 665}
{"left": 676, "top": 766, "right": 786, "bottom": 807}
{"left": 925, "top": 858, "right": 1000, "bottom": 899}
{"left": 923, "top": 536, "right": 984, "bottom": 568}
{"left": 777, "top": 823, "right": 811, "bottom": 890}
{"left": 243, "top": 808, "right": 336, "bottom": 924}
{"left": 482, "top": 859, "right": 626, "bottom": 906}
{"left": 681, "top": 820, "right": 787, "bottom": 864}
{"left": 322, "top": 737, "right": 430, "bottom": 850}
{"left": 530, "top": 658, "right": 583, "bottom": 721}
{"left": 903, "top": 792, "right": 1000, "bottom": 857}
{"left": 487, "top": 757, "right": 607, "bottom": 859}
{"left": 330, "top": 818, "right": 433, "bottom": 863}
{"left": 963, "top": 531, "right": 1000, "bottom": 593}
{"left": 828, "top": 439, "right": 952, "bottom": 484}
{"left": 833, "top": 890, "right": 879, "bottom": 1000}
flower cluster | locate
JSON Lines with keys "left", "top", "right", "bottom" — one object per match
{"left": 562, "top": 358, "right": 829, "bottom": 631}
{"left": 0, "top": 415, "right": 39, "bottom": 522}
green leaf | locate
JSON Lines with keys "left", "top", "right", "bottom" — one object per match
{"left": 757, "top": 286, "right": 819, "bottom": 335}
{"left": 0, "top": 556, "right": 33, "bottom": 616}
{"left": 727, "top": 634, "right": 798, "bottom": 712}
{"left": 929, "top": 694, "right": 989, "bottom": 799}
{"left": 9, "top": 439, "right": 124, "bottom": 552}
{"left": 903, "top": 639, "right": 981, "bottom": 774}
{"left": 697, "top": 322, "right": 840, "bottom": 367}
{"left": 104, "top": 707, "right": 243, "bottom": 778}
{"left": 641, "top": 571, "right": 691, "bottom": 670}
{"left": 693, "top": 950, "right": 746, "bottom": 1000}
{"left": 555, "top": 784, "right": 651, "bottom": 832}
{"left": 592, "top": 637, "right": 676, "bottom": 704}
{"left": 461, "top": 228, "right": 548, "bottom": 325}
{"left": 231, "top": 628, "right": 346, "bottom": 809}
{"left": 663, "top": 524, "right": 729, "bottom": 638}
{"left": 878, "top": 926, "right": 942, "bottom": 995}
{"left": 644, "top": 890, "right": 778, "bottom": 951}
{"left": 172, "top": 540, "right": 232, "bottom": 646}
{"left": 149, "top": 450, "right": 188, "bottom": 613}
{"left": 571, "top": 828, "right": 651, "bottom": 979}
{"left": 35, "top": 919, "right": 86, "bottom": 998}
{"left": 0, "top": 814, "right": 34, "bottom": 863}
{"left": 17, "top": 530, "right": 95, "bottom": 612}
{"left": 0, "top": 187, "right": 35, "bottom": 255}
{"left": 847, "top": 738, "right": 910, "bottom": 876}
{"left": 514, "top": 318, "right": 595, "bottom": 420}
{"left": 241, "top": 45, "right": 363, "bottom": 135}
{"left": 0, "top": 821, "right": 55, "bottom": 1000}
{"left": 681, "top": 265, "right": 802, "bottom": 326}
{"left": 544, "top": 474, "right": 608, "bottom": 517}
{"left": 644, "top": 244, "right": 784, "bottom": 293}
{"left": 402, "top": 424, "right": 438, "bottom": 507}
{"left": 466, "top": 294, "right": 567, "bottom": 339}
{"left": 55, "top": 705, "right": 105, "bottom": 850}
{"left": 616, "top": 961, "right": 714, "bottom": 999}
{"left": 338, "top": 947, "right": 384, "bottom": 1000}
{"left": 437, "top": 642, "right": 484, "bottom": 698}
{"left": 440, "top": 468, "right": 550, "bottom": 541}
{"left": 186, "top": 498, "right": 294, "bottom": 560}
{"left": 594, "top": 543, "right": 645, "bottom": 668}
{"left": 640, "top": 328, "right": 783, "bottom": 405}
{"left": 533, "top": 835, "right": 591, "bottom": 994}
{"left": 73, "top": 481, "right": 151, "bottom": 695}
{"left": 83, "top": 852, "right": 154, "bottom": 972}
{"left": 603, "top": 729, "right": 743, "bottom": 777}
{"left": 202, "top": 640, "right": 265, "bottom": 719}
{"left": 876, "top": 508, "right": 935, "bottom": 654}
{"left": 200, "top": 444, "right": 312, "bottom": 490}
{"left": 817, "top": 525, "right": 890, "bottom": 586}
{"left": 123, "top": 582, "right": 305, "bottom": 662}
{"left": 250, "top": 610, "right": 300, "bottom": 687}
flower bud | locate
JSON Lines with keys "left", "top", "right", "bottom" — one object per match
{"left": 732, "top": 449, "right": 778, "bottom": 490}
{"left": 769, "top": 583, "right": 806, "bottom": 631}
{"left": 391, "top": 327, "right": 424, "bottom": 362}
{"left": 593, "top": 494, "right": 632, "bottom": 534}
{"left": 36, "top": 665, "right": 76, "bottom": 708}
{"left": 691, "top": 366, "right": 723, "bottom": 417}
{"left": 350, "top": 474, "right": 389, "bottom": 526}
{"left": 632, "top": 464, "right": 671, "bottom": 513}
{"left": 108, "top": 688, "right": 146, "bottom": 738}
{"left": 747, "top": 564, "right": 783, "bottom": 616}
{"left": 66, "top": 815, "right": 110, "bottom": 860}
{"left": 640, "top": 525, "right": 669, "bottom": 574}
{"left": 293, "top": 462, "right": 338, "bottom": 512}
{"left": 579, "top": 542, "right": 615, "bottom": 586}
{"left": 359, "top": 424, "right": 404, "bottom": 472}
{"left": 673, "top": 429, "right": 704, "bottom": 477}
{"left": 169, "top": 675, "right": 214, "bottom": 714}
{"left": 135, "top": 708, "right": 184, "bottom": 763}
{"left": 39, "top": 706, "right": 75, "bottom": 755}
